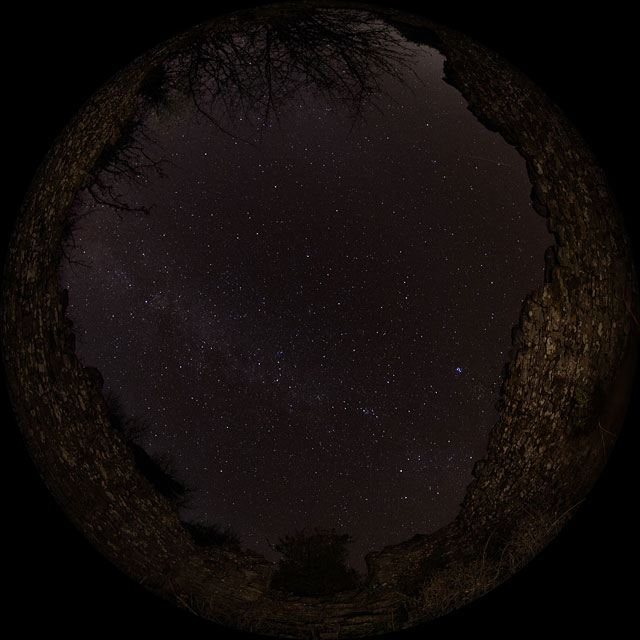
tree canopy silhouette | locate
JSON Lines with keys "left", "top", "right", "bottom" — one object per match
{"left": 165, "top": 6, "right": 415, "bottom": 139}
{"left": 271, "top": 528, "right": 361, "bottom": 596}
{"left": 68, "top": 5, "right": 415, "bottom": 221}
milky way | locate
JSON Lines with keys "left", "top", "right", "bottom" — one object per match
{"left": 59, "top": 9, "right": 552, "bottom": 571}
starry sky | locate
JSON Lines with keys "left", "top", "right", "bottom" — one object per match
{"left": 59, "top": 8, "right": 552, "bottom": 572}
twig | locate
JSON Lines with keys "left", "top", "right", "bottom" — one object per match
{"left": 545, "top": 499, "right": 586, "bottom": 536}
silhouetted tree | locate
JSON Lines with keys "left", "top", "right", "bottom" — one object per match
{"left": 166, "top": 6, "right": 415, "bottom": 140}
{"left": 71, "top": 5, "right": 415, "bottom": 220}
{"left": 271, "top": 528, "right": 361, "bottom": 595}
{"left": 86, "top": 117, "right": 165, "bottom": 215}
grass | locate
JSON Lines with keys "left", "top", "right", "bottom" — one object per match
{"left": 400, "top": 502, "right": 584, "bottom": 626}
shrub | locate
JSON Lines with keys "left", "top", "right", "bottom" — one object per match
{"left": 271, "top": 528, "right": 361, "bottom": 596}
{"left": 182, "top": 521, "right": 242, "bottom": 547}
{"left": 103, "top": 391, "right": 190, "bottom": 507}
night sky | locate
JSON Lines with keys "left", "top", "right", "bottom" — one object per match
{"left": 59, "top": 10, "right": 552, "bottom": 571}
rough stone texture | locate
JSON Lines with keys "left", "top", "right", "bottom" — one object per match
{"left": 2, "top": 3, "right": 637, "bottom": 637}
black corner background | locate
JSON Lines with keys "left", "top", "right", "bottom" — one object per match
{"left": 5, "top": 2, "right": 637, "bottom": 637}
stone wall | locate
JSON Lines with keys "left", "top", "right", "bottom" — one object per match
{"left": 362, "top": 3, "right": 638, "bottom": 600}
{"left": 3, "top": 3, "right": 637, "bottom": 637}
{"left": 2, "top": 17, "right": 275, "bottom": 620}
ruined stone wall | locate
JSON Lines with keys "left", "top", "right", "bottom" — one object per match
{"left": 2, "top": 18, "right": 274, "bottom": 619}
{"left": 430, "top": 19, "right": 637, "bottom": 528}
{"left": 361, "top": 7, "right": 639, "bottom": 602}
{"left": 3, "top": 4, "right": 637, "bottom": 638}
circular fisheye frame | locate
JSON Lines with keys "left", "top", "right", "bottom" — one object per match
{"left": 3, "top": 2, "right": 637, "bottom": 637}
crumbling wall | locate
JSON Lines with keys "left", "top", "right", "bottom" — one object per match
{"left": 2, "top": 3, "right": 637, "bottom": 638}
{"left": 435, "top": 18, "right": 637, "bottom": 528}
{"left": 361, "top": 6, "right": 639, "bottom": 605}
{"left": 2, "top": 18, "right": 273, "bottom": 620}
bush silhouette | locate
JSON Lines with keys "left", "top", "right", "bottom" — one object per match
{"left": 271, "top": 528, "right": 361, "bottom": 596}
{"left": 182, "top": 521, "right": 241, "bottom": 548}
{"left": 103, "top": 391, "right": 190, "bottom": 507}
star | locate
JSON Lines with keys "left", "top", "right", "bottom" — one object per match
{"left": 59, "top": 7, "right": 552, "bottom": 572}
